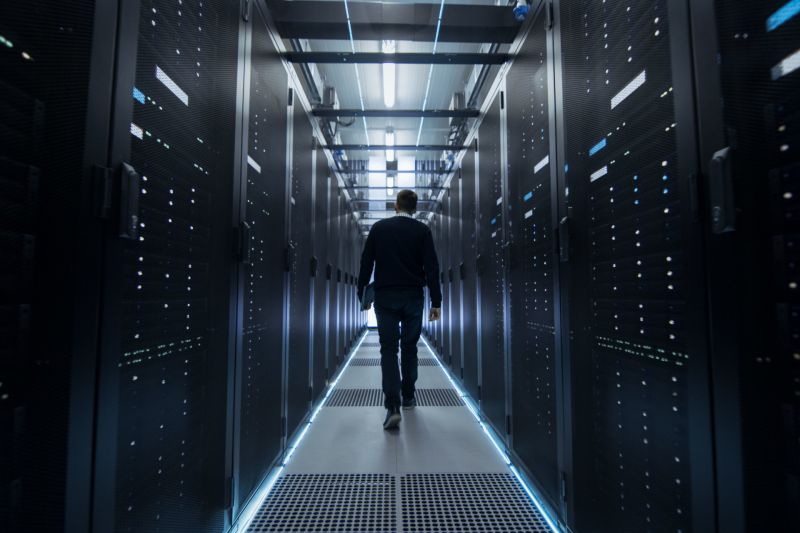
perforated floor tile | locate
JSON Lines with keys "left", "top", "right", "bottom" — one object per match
{"left": 326, "top": 389, "right": 464, "bottom": 407}
{"left": 400, "top": 473, "right": 551, "bottom": 532}
{"left": 349, "top": 358, "right": 438, "bottom": 367}
{"left": 247, "top": 474, "right": 396, "bottom": 532}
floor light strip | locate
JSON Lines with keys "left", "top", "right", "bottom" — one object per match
{"left": 419, "top": 335, "right": 560, "bottom": 533}
{"left": 236, "top": 329, "right": 370, "bottom": 531}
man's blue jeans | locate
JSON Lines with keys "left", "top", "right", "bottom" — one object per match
{"left": 374, "top": 287, "right": 423, "bottom": 408}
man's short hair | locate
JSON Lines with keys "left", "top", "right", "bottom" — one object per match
{"left": 396, "top": 189, "right": 418, "bottom": 214}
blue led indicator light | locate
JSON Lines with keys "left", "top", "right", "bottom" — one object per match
{"left": 768, "top": 0, "right": 800, "bottom": 32}
{"left": 133, "top": 87, "right": 146, "bottom": 104}
{"left": 491, "top": 218, "right": 497, "bottom": 225}
{"left": 524, "top": 191, "right": 533, "bottom": 202}
{"left": 662, "top": 174, "right": 669, "bottom": 181}
{"left": 589, "top": 138, "right": 607, "bottom": 156}
{"left": 564, "top": 164, "right": 569, "bottom": 173}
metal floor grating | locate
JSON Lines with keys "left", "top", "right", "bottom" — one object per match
{"left": 349, "top": 358, "right": 438, "bottom": 367}
{"left": 326, "top": 388, "right": 464, "bottom": 407}
{"left": 247, "top": 474, "right": 396, "bottom": 532}
{"left": 400, "top": 473, "right": 552, "bottom": 532}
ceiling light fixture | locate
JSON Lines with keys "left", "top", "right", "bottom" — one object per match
{"left": 382, "top": 40, "right": 396, "bottom": 108}
{"left": 385, "top": 128, "right": 395, "bottom": 162}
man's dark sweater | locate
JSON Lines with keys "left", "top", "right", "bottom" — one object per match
{"left": 358, "top": 214, "right": 442, "bottom": 307}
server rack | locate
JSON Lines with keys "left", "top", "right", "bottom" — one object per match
{"left": 286, "top": 101, "right": 314, "bottom": 440}
{"left": 443, "top": 189, "right": 453, "bottom": 366}
{"left": 477, "top": 92, "right": 509, "bottom": 437}
{"left": 311, "top": 151, "right": 329, "bottom": 403}
{"left": 555, "top": 0, "right": 716, "bottom": 530}
{"left": 505, "top": 8, "right": 561, "bottom": 511}
{"left": 691, "top": 1, "right": 800, "bottom": 530}
{"left": 232, "top": 3, "right": 290, "bottom": 523}
{"left": 449, "top": 174, "right": 464, "bottom": 376}
{"left": 460, "top": 147, "right": 480, "bottom": 398}
{"left": 0, "top": 1, "right": 114, "bottom": 530}
{"left": 92, "top": 0, "right": 242, "bottom": 530}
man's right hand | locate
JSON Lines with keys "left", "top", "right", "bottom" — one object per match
{"left": 429, "top": 307, "right": 441, "bottom": 322}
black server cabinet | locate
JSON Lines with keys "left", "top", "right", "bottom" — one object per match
{"left": 0, "top": 1, "right": 112, "bottom": 530}
{"left": 449, "top": 174, "right": 463, "bottom": 376}
{"left": 692, "top": 1, "right": 800, "bottom": 530}
{"left": 556, "top": 0, "right": 716, "bottom": 530}
{"left": 286, "top": 105, "right": 314, "bottom": 440}
{"left": 233, "top": 4, "right": 289, "bottom": 519}
{"left": 328, "top": 188, "right": 340, "bottom": 368}
{"left": 92, "top": 0, "right": 241, "bottom": 530}
{"left": 339, "top": 195, "right": 347, "bottom": 357}
{"left": 506, "top": 12, "right": 560, "bottom": 507}
{"left": 443, "top": 190, "right": 453, "bottom": 365}
{"left": 460, "top": 148, "right": 480, "bottom": 398}
{"left": 476, "top": 93, "right": 508, "bottom": 436}
{"left": 311, "top": 151, "right": 330, "bottom": 402}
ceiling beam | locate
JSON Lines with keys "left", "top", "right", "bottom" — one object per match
{"left": 270, "top": 1, "right": 520, "bottom": 44}
{"left": 284, "top": 52, "right": 508, "bottom": 65}
{"left": 312, "top": 108, "right": 479, "bottom": 118}
{"left": 328, "top": 144, "right": 467, "bottom": 151}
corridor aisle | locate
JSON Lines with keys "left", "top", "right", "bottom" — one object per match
{"left": 246, "top": 331, "right": 555, "bottom": 532}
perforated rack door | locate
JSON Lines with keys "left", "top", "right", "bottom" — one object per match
{"left": 700, "top": 1, "right": 800, "bottom": 529}
{"left": 236, "top": 6, "right": 289, "bottom": 515}
{"left": 328, "top": 187, "right": 341, "bottom": 368}
{"left": 286, "top": 105, "right": 314, "bottom": 440}
{"left": 311, "top": 153, "right": 330, "bottom": 403}
{"left": 449, "top": 174, "right": 463, "bottom": 376}
{"left": 98, "top": 0, "right": 241, "bottom": 530}
{"left": 0, "top": 0, "right": 101, "bottom": 529}
{"left": 558, "top": 0, "right": 714, "bottom": 530}
{"left": 477, "top": 93, "right": 508, "bottom": 436}
{"left": 460, "top": 149, "right": 480, "bottom": 399}
{"left": 505, "top": 13, "right": 559, "bottom": 504}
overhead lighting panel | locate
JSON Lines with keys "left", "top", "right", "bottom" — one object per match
{"left": 382, "top": 40, "right": 396, "bottom": 108}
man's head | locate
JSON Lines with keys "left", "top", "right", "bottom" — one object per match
{"left": 395, "top": 189, "right": 418, "bottom": 215}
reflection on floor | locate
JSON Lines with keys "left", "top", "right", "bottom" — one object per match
{"left": 245, "top": 330, "right": 557, "bottom": 532}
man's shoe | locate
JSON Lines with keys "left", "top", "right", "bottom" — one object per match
{"left": 383, "top": 406, "right": 401, "bottom": 430}
{"left": 402, "top": 397, "right": 417, "bottom": 410}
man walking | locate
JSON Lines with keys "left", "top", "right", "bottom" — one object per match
{"left": 358, "top": 189, "right": 442, "bottom": 430}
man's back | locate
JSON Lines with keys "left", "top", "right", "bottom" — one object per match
{"left": 357, "top": 215, "right": 441, "bottom": 304}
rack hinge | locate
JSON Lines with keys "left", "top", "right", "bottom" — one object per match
{"left": 561, "top": 471, "right": 567, "bottom": 501}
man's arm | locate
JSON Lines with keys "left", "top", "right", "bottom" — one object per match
{"left": 357, "top": 228, "right": 376, "bottom": 304}
{"left": 422, "top": 228, "right": 442, "bottom": 316}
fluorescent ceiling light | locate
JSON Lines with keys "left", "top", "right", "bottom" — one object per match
{"left": 382, "top": 40, "right": 396, "bottom": 108}
{"left": 385, "top": 129, "right": 395, "bottom": 162}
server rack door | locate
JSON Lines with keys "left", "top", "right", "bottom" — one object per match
{"left": 0, "top": 2, "right": 113, "bottom": 530}
{"left": 692, "top": 2, "right": 800, "bottom": 529}
{"left": 329, "top": 189, "right": 340, "bottom": 368}
{"left": 460, "top": 148, "right": 480, "bottom": 398}
{"left": 312, "top": 151, "right": 329, "bottom": 402}
{"left": 286, "top": 106, "right": 314, "bottom": 439}
{"left": 338, "top": 196, "right": 347, "bottom": 358}
{"left": 505, "top": 12, "right": 560, "bottom": 507}
{"left": 93, "top": 0, "right": 241, "bottom": 530}
{"left": 449, "top": 175, "right": 463, "bottom": 375}
{"left": 443, "top": 192, "right": 452, "bottom": 364}
{"left": 234, "top": 4, "right": 289, "bottom": 517}
{"left": 557, "top": 0, "right": 715, "bottom": 530}
{"left": 477, "top": 93, "right": 508, "bottom": 436}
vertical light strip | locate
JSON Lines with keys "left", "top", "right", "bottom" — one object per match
{"left": 235, "top": 330, "right": 369, "bottom": 531}
{"left": 419, "top": 335, "right": 560, "bottom": 533}
{"left": 342, "top": 0, "right": 370, "bottom": 144}
{"left": 415, "top": 0, "right": 447, "bottom": 146}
